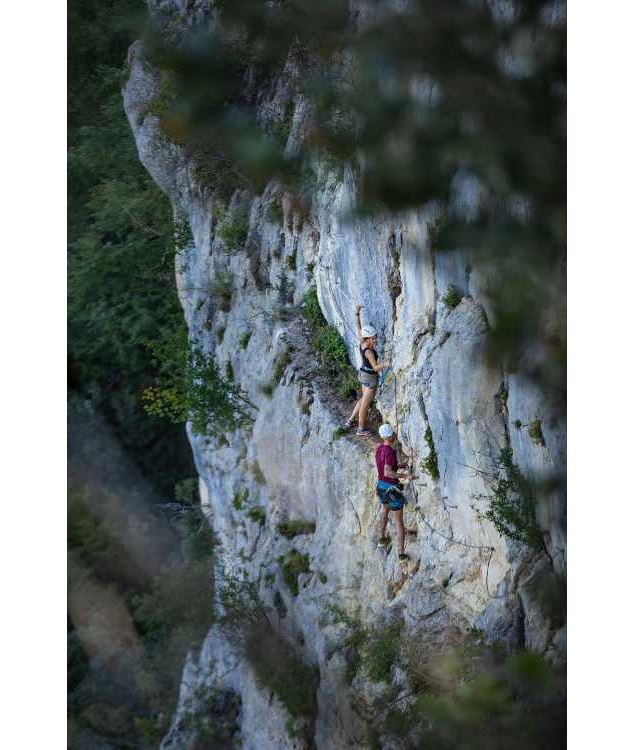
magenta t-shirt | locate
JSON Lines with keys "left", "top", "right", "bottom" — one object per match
{"left": 376, "top": 444, "right": 398, "bottom": 484}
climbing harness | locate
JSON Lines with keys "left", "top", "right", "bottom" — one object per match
{"left": 376, "top": 480, "right": 407, "bottom": 511}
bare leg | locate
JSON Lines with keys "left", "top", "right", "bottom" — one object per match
{"left": 358, "top": 387, "right": 376, "bottom": 428}
{"left": 348, "top": 397, "right": 362, "bottom": 423}
{"left": 394, "top": 509, "right": 405, "bottom": 554}
{"left": 378, "top": 504, "right": 390, "bottom": 539}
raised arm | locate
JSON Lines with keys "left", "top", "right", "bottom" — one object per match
{"left": 355, "top": 304, "right": 363, "bottom": 340}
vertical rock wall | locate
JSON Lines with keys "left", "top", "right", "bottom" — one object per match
{"left": 123, "top": 9, "right": 565, "bottom": 747}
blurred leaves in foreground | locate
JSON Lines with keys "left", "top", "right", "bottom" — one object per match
{"left": 142, "top": 0, "right": 565, "bottom": 402}
{"left": 68, "top": 402, "right": 216, "bottom": 748}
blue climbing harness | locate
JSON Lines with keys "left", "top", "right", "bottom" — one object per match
{"left": 376, "top": 480, "right": 406, "bottom": 511}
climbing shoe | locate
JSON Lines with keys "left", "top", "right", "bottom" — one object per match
{"left": 377, "top": 536, "right": 390, "bottom": 548}
{"left": 356, "top": 428, "right": 372, "bottom": 437}
{"left": 398, "top": 553, "right": 410, "bottom": 565}
{"left": 341, "top": 419, "right": 355, "bottom": 431}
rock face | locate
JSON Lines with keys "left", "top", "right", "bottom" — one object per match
{"left": 123, "top": 9, "right": 566, "bottom": 748}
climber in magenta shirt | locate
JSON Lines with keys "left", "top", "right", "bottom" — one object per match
{"left": 376, "top": 442, "right": 399, "bottom": 485}
{"left": 375, "top": 423, "right": 414, "bottom": 564}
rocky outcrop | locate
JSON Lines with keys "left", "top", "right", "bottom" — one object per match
{"left": 123, "top": 10, "right": 566, "bottom": 747}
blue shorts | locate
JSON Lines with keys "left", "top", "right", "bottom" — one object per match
{"left": 376, "top": 480, "right": 406, "bottom": 511}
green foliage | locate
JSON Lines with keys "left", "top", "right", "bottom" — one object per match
{"left": 484, "top": 447, "right": 543, "bottom": 551}
{"left": 443, "top": 284, "right": 463, "bottom": 310}
{"left": 277, "top": 520, "right": 316, "bottom": 539}
{"left": 302, "top": 287, "right": 359, "bottom": 401}
{"left": 528, "top": 419, "right": 546, "bottom": 446}
{"left": 130, "top": 556, "right": 214, "bottom": 646}
{"left": 211, "top": 198, "right": 228, "bottom": 226}
{"left": 247, "top": 506, "right": 266, "bottom": 526}
{"left": 173, "top": 217, "right": 193, "bottom": 255}
{"left": 411, "top": 650, "right": 564, "bottom": 749}
{"left": 259, "top": 382, "right": 274, "bottom": 397}
{"left": 250, "top": 461, "right": 266, "bottom": 484}
{"left": 176, "top": 686, "right": 241, "bottom": 747}
{"left": 324, "top": 606, "right": 371, "bottom": 685}
{"left": 279, "top": 549, "right": 311, "bottom": 596}
{"left": 246, "top": 634, "right": 318, "bottom": 726}
{"left": 332, "top": 426, "right": 347, "bottom": 440}
{"left": 272, "top": 348, "right": 292, "bottom": 383}
{"left": 286, "top": 251, "right": 297, "bottom": 271}
{"left": 336, "top": 369, "right": 360, "bottom": 400}
{"left": 183, "top": 504, "right": 217, "bottom": 562}
{"left": 421, "top": 427, "right": 440, "bottom": 481}
{"left": 233, "top": 488, "right": 249, "bottom": 511}
{"left": 67, "top": 73, "right": 194, "bottom": 493}
{"left": 68, "top": 477, "right": 215, "bottom": 749}
{"left": 68, "top": 482, "right": 142, "bottom": 587}
{"left": 239, "top": 330, "right": 253, "bottom": 349}
{"left": 267, "top": 198, "right": 284, "bottom": 225}
{"left": 142, "top": 336, "right": 256, "bottom": 437}
{"left": 363, "top": 622, "right": 404, "bottom": 683}
{"left": 315, "top": 326, "right": 350, "bottom": 370}
{"left": 211, "top": 270, "right": 234, "bottom": 312}
{"left": 301, "top": 286, "right": 324, "bottom": 329}
{"left": 145, "top": 0, "right": 566, "bottom": 400}
{"left": 174, "top": 478, "right": 198, "bottom": 504}
{"left": 270, "top": 99, "right": 295, "bottom": 148}
{"left": 219, "top": 572, "right": 318, "bottom": 731}
{"left": 219, "top": 207, "right": 249, "bottom": 252}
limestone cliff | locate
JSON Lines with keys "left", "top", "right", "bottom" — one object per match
{"left": 123, "top": 5, "right": 565, "bottom": 747}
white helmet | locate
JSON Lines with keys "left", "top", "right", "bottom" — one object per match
{"left": 378, "top": 423, "right": 394, "bottom": 439}
{"left": 361, "top": 325, "right": 377, "bottom": 338}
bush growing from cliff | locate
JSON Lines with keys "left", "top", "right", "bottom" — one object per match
{"left": 142, "top": 333, "right": 256, "bottom": 437}
{"left": 219, "top": 572, "right": 319, "bottom": 735}
{"left": 420, "top": 427, "right": 440, "bottom": 481}
{"left": 219, "top": 207, "right": 249, "bottom": 252}
{"left": 210, "top": 271, "right": 234, "bottom": 312}
{"left": 483, "top": 447, "right": 544, "bottom": 551}
{"left": 278, "top": 520, "right": 316, "bottom": 539}
{"left": 173, "top": 217, "right": 194, "bottom": 255}
{"left": 442, "top": 284, "right": 463, "bottom": 310}
{"left": 302, "top": 287, "right": 359, "bottom": 400}
{"left": 247, "top": 506, "right": 266, "bottom": 526}
{"left": 363, "top": 622, "right": 404, "bottom": 683}
{"left": 267, "top": 198, "right": 284, "bottom": 225}
{"left": 279, "top": 549, "right": 311, "bottom": 596}
{"left": 528, "top": 419, "right": 546, "bottom": 446}
{"left": 239, "top": 330, "right": 253, "bottom": 349}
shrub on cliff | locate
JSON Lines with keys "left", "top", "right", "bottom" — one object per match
{"left": 219, "top": 572, "right": 318, "bottom": 738}
{"left": 483, "top": 447, "right": 544, "bottom": 552}
{"left": 142, "top": 333, "right": 256, "bottom": 437}
{"left": 219, "top": 207, "right": 249, "bottom": 253}
{"left": 302, "top": 287, "right": 359, "bottom": 400}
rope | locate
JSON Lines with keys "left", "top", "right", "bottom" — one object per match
{"left": 409, "top": 481, "right": 504, "bottom": 599}
{"left": 394, "top": 367, "right": 399, "bottom": 441}
{"left": 319, "top": 261, "right": 358, "bottom": 338}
